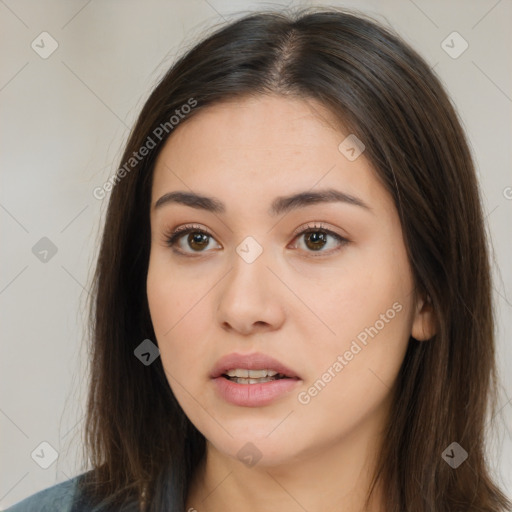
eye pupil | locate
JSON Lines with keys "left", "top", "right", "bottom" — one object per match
{"left": 188, "top": 232, "right": 209, "bottom": 250}
{"left": 305, "top": 231, "right": 327, "bottom": 251}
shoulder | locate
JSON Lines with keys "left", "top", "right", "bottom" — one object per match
{"left": 3, "top": 472, "right": 89, "bottom": 512}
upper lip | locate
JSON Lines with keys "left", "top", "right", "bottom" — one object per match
{"left": 211, "top": 352, "right": 300, "bottom": 379}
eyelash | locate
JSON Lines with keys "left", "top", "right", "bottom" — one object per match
{"left": 163, "top": 222, "right": 349, "bottom": 257}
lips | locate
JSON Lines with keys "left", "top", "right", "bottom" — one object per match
{"left": 210, "top": 352, "right": 300, "bottom": 380}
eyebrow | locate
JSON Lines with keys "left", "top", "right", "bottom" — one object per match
{"left": 154, "top": 188, "right": 372, "bottom": 216}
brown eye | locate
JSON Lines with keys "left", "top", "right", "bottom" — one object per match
{"left": 164, "top": 222, "right": 349, "bottom": 257}
{"left": 164, "top": 225, "right": 220, "bottom": 254}
{"left": 302, "top": 230, "right": 329, "bottom": 251}
{"left": 291, "top": 223, "right": 349, "bottom": 256}
{"left": 186, "top": 232, "right": 210, "bottom": 251}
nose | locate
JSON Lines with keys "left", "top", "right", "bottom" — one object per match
{"left": 216, "top": 247, "right": 286, "bottom": 336}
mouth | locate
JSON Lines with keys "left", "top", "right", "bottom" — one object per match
{"left": 210, "top": 352, "right": 301, "bottom": 407}
{"left": 211, "top": 352, "right": 300, "bottom": 381}
{"left": 221, "top": 368, "right": 292, "bottom": 384}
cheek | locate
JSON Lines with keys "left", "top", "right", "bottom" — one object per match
{"left": 294, "top": 288, "right": 411, "bottom": 444}
{"left": 294, "top": 234, "right": 413, "bottom": 407}
{"left": 295, "top": 236, "right": 412, "bottom": 350}
{"left": 147, "top": 279, "right": 216, "bottom": 440}
{"left": 146, "top": 256, "right": 211, "bottom": 379}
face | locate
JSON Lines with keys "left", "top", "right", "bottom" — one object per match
{"left": 147, "top": 95, "right": 433, "bottom": 467}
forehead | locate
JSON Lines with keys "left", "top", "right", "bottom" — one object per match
{"left": 156, "top": 95, "right": 346, "bottom": 160}
{"left": 150, "top": 95, "right": 392, "bottom": 217}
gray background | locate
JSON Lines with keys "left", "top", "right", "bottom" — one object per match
{"left": 1, "top": 0, "right": 511, "bottom": 507}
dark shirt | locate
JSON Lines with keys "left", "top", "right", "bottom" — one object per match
{"left": 4, "top": 472, "right": 144, "bottom": 511}
{"left": 4, "top": 473, "right": 83, "bottom": 511}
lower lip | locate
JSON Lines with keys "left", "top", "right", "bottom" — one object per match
{"left": 212, "top": 376, "right": 301, "bottom": 407}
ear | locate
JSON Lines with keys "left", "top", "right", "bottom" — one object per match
{"left": 411, "top": 295, "right": 436, "bottom": 341}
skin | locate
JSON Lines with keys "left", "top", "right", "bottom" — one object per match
{"left": 146, "top": 95, "right": 435, "bottom": 512}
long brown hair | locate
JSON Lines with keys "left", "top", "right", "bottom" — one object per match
{"left": 78, "top": 7, "right": 511, "bottom": 511}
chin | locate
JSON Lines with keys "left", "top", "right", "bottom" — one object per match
{"left": 205, "top": 428, "right": 306, "bottom": 469}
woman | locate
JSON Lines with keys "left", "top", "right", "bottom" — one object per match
{"left": 8, "top": 7, "right": 511, "bottom": 512}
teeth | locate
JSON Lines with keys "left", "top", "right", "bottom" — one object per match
{"left": 225, "top": 369, "right": 279, "bottom": 378}
{"left": 230, "top": 377, "right": 277, "bottom": 384}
